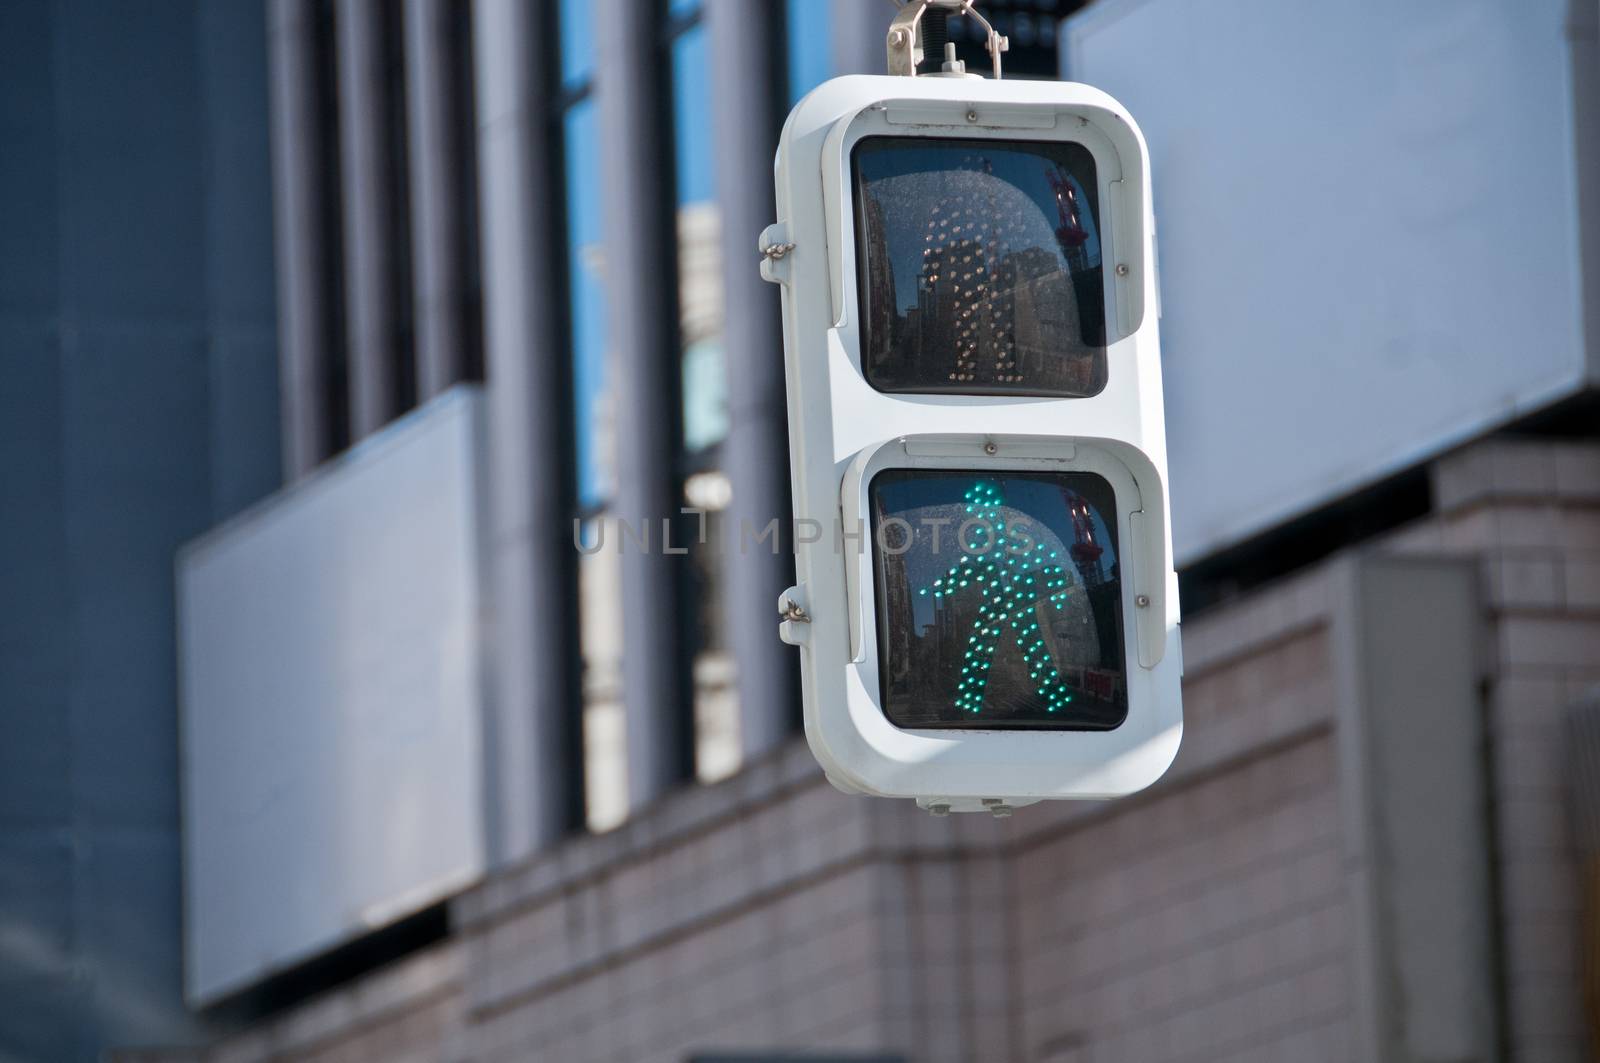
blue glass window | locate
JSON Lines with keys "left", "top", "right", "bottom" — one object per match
{"left": 558, "top": 0, "right": 594, "bottom": 89}
{"left": 671, "top": 22, "right": 727, "bottom": 453}
{"left": 786, "top": 0, "right": 833, "bottom": 103}
{"left": 563, "top": 99, "right": 609, "bottom": 508}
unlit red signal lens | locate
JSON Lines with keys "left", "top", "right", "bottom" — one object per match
{"left": 853, "top": 137, "right": 1108, "bottom": 397}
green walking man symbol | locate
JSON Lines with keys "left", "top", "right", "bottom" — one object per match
{"left": 917, "top": 480, "right": 1075, "bottom": 715}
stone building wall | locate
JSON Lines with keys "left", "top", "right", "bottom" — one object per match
{"left": 114, "top": 438, "right": 1600, "bottom": 1063}
{"left": 1385, "top": 440, "right": 1600, "bottom": 1061}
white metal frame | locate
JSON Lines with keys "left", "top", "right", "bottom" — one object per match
{"left": 767, "top": 75, "right": 1182, "bottom": 810}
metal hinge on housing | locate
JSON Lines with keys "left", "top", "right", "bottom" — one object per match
{"left": 759, "top": 223, "right": 794, "bottom": 284}
{"left": 777, "top": 584, "right": 811, "bottom": 645}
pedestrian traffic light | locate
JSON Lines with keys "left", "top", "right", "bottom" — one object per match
{"left": 763, "top": 4, "right": 1181, "bottom": 813}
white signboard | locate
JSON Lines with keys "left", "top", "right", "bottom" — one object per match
{"left": 1065, "top": 0, "right": 1592, "bottom": 564}
{"left": 178, "top": 389, "right": 488, "bottom": 1004}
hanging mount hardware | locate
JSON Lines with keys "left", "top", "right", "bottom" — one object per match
{"left": 886, "top": 0, "right": 1009, "bottom": 80}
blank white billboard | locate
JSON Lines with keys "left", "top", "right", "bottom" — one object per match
{"left": 177, "top": 389, "right": 488, "bottom": 1005}
{"left": 1065, "top": 0, "right": 1593, "bottom": 564}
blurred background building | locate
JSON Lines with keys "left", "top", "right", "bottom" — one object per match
{"left": 1, "top": 0, "right": 1598, "bottom": 1061}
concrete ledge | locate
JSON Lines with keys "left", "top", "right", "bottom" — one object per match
{"left": 1434, "top": 439, "right": 1600, "bottom": 513}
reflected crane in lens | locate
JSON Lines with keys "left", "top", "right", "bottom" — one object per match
{"left": 1064, "top": 488, "right": 1108, "bottom": 586}
{"left": 1046, "top": 165, "right": 1091, "bottom": 250}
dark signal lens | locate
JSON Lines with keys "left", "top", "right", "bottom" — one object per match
{"left": 870, "top": 470, "right": 1127, "bottom": 730}
{"left": 853, "top": 136, "right": 1107, "bottom": 397}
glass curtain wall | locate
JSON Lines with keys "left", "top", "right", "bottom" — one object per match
{"left": 559, "top": 0, "right": 850, "bottom": 824}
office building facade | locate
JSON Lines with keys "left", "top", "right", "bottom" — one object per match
{"left": 1, "top": 0, "right": 1597, "bottom": 1061}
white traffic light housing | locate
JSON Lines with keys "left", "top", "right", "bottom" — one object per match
{"left": 764, "top": 50, "right": 1181, "bottom": 812}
